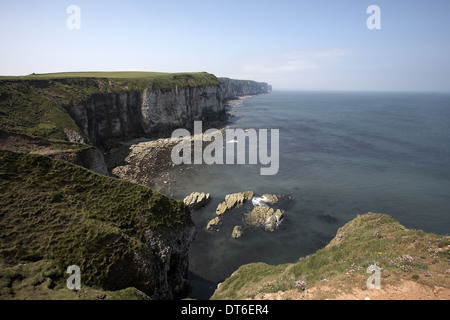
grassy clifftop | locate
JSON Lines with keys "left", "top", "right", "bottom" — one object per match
{"left": 0, "top": 149, "right": 192, "bottom": 299}
{"left": 212, "top": 213, "right": 449, "bottom": 300}
{"left": 0, "top": 71, "right": 219, "bottom": 143}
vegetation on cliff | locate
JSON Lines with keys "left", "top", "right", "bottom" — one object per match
{"left": 0, "top": 149, "right": 193, "bottom": 299}
{"left": 212, "top": 213, "right": 449, "bottom": 300}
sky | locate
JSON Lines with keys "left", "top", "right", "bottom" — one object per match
{"left": 1, "top": 0, "right": 450, "bottom": 92}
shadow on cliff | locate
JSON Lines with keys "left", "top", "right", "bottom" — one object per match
{"left": 188, "top": 271, "right": 222, "bottom": 300}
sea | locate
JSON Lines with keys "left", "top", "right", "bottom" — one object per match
{"left": 162, "top": 90, "right": 450, "bottom": 299}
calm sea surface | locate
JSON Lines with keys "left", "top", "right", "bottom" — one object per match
{"left": 163, "top": 90, "right": 450, "bottom": 299}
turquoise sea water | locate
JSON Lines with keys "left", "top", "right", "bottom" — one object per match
{"left": 165, "top": 91, "right": 450, "bottom": 299}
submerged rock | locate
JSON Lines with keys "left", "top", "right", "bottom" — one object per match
{"left": 206, "top": 217, "right": 222, "bottom": 231}
{"left": 183, "top": 192, "right": 211, "bottom": 210}
{"left": 231, "top": 225, "right": 244, "bottom": 239}
{"left": 216, "top": 191, "right": 254, "bottom": 215}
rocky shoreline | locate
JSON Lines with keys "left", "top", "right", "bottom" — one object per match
{"left": 107, "top": 96, "right": 256, "bottom": 194}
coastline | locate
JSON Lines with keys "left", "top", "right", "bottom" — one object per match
{"left": 2, "top": 89, "right": 450, "bottom": 301}
{"left": 108, "top": 95, "right": 256, "bottom": 197}
{"left": 0, "top": 74, "right": 272, "bottom": 300}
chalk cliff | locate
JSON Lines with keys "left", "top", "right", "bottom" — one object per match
{"left": 65, "top": 77, "right": 270, "bottom": 149}
{"left": 66, "top": 84, "right": 226, "bottom": 148}
{"left": 219, "top": 78, "right": 271, "bottom": 100}
{"left": 0, "top": 72, "right": 270, "bottom": 153}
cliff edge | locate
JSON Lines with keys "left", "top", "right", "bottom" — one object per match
{"left": 212, "top": 213, "right": 449, "bottom": 300}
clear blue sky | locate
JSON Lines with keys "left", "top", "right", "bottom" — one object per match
{"left": 1, "top": 0, "right": 450, "bottom": 92}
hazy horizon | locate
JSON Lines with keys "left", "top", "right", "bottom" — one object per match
{"left": 1, "top": 0, "right": 450, "bottom": 92}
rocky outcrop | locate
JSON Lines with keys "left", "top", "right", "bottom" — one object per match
{"left": 206, "top": 217, "right": 222, "bottom": 231}
{"left": 243, "top": 207, "right": 284, "bottom": 232}
{"left": 219, "top": 78, "right": 270, "bottom": 100}
{"left": 231, "top": 225, "right": 243, "bottom": 239}
{"left": 252, "top": 194, "right": 278, "bottom": 207}
{"left": 216, "top": 191, "right": 254, "bottom": 215}
{"left": 110, "top": 137, "right": 178, "bottom": 186}
{"left": 183, "top": 192, "right": 211, "bottom": 210}
{"left": 208, "top": 191, "right": 287, "bottom": 236}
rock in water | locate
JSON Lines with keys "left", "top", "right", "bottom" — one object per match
{"left": 251, "top": 194, "right": 278, "bottom": 207}
{"left": 270, "top": 209, "right": 284, "bottom": 231}
{"left": 243, "top": 207, "right": 284, "bottom": 232}
{"left": 263, "top": 194, "right": 278, "bottom": 204}
{"left": 216, "top": 191, "right": 254, "bottom": 215}
{"left": 206, "top": 217, "right": 222, "bottom": 231}
{"left": 231, "top": 225, "right": 243, "bottom": 239}
{"left": 183, "top": 192, "right": 211, "bottom": 210}
{"left": 216, "top": 202, "right": 228, "bottom": 216}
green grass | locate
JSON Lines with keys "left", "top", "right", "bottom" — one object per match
{"left": 211, "top": 213, "right": 450, "bottom": 300}
{"left": 2, "top": 71, "right": 206, "bottom": 79}
{"left": 0, "top": 259, "right": 151, "bottom": 300}
{"left": 0, "top": 149, "right": 192, "bottom": 298}
{"left": 0, "top": 71, "right": 220, "bottom": 92}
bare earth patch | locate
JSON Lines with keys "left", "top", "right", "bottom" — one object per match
{"left": 250, "top": 278, "right": 450, "bottom": 301}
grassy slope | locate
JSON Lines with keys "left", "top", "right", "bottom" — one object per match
{"left": 212, "top": 213, "right": 449, "bottom": 300}
{"left": 0, "top": 149, "right": 191, "bottom": 299}
{"left": 0, "top": 71, "right": 219, "bottom": 143}
{"left": 0, "top": 71, "right": 217, "bottom": 299}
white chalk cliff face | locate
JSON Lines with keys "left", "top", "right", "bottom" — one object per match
{"left": 65, "top": 77, "right": 270, "bottom": 149}
{"left": 219, "top": 78, "right": 271, "bottom": 100}
{"left": 140, "top": 85, "right": 224, "bottom": 134}
{"left": 67, "top": 91, "right": 144, "bottom": 147}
